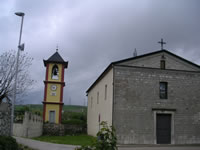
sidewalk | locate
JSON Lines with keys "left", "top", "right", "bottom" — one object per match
{"left": 14, "top": 136, "right": 79, "bottom": 150}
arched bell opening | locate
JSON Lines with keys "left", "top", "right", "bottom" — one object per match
{"left": 52, "top": 64, "right": 59, "bottom": 80}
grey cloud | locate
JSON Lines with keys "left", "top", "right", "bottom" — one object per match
{"left": 1, "top": 0, "right": 200, "bottom": 105}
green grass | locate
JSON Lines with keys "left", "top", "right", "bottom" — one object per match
{"left": 33, "top": 135, "right": 95, "bottom": 146}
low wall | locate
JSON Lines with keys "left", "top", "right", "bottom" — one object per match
{"left": 43, "top": 123, "right": 86, "bottom": 136}
{"left": 13, "top": 112, "right": 43, "bottom": 138}
{"left": 43, "top": 123, "right": 65, "bottom": 136}
{"left": 0, "top": 102, "right": 11, "bottom": 136}
{"left": 64, "top": 124, "right": 86, "bottom": 135}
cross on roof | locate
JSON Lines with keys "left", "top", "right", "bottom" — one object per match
{"left": 158, "top": 38, "right": 166, "bottom": 50}
{"left": 56, "top": 44, "right": 59, "bottom": 52}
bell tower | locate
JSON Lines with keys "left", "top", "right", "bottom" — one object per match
{"left": 43, "top": 50, "right": 68, "bottom": 124}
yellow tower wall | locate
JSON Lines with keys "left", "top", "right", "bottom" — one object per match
{"left": 43, "top": 63, "right": 65, "bottom": 124}
{"left": 45, "top": 104, "right": 60, "bottom": 124}
{"left": 47, "top": 64, "right": 63, "bottom": 82}
{"left": 46, "top": 83, "right": 61, "bottom": 103}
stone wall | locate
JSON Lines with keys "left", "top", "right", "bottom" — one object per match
{"left": 64, "top": 124, "right": 86, "bottom": 135}
{"left": 13, "top": 112, "right": 43, "bottom": 138}
{"left": 43, "top": 123, "right": 86, "bottom": 135}
{"left": 43, "top": 123, "right": 65, "bottom": 136}
{"left": 0, "top": 101, "right": 11, "bottom": 136}
{"left": 113, "top": 65, "right": 200, "bottom": 144}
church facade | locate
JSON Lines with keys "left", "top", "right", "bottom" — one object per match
{"left": 87, "top": 49, "right": 200, "bottom": 144}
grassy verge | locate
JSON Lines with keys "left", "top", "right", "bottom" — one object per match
{"left": 33, "top": 134, "right": 95, "bottom": 146}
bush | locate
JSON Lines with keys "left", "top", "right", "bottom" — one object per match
{"left": 0, "top": 136, "right": 18, "bottom": 150}
{"left": 62, "top": 111, "right": 86, "bottom": 122}
{"left": 61, "top": 111, "right": 87, "bottom": 135}
{"left": 62, "top": 119, "right": 85, "bottom": 125}
{"left": 76, "top": 121, "right": 118, "bottom": 150}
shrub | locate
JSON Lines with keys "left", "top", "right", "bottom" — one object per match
{"left": 0, "top": 136, "right": 18, "bottom": 150}
{"left": 61, "top": 111, "right": 87, "bottom": 135}
{"left": 62, "top": 119, "right": 85, "bottom": 125}
{"left": 76, "top": 121, "right": 118, "bottom": 150}
{"left": 62, "top": 111, "right": 87, "bottom": 122}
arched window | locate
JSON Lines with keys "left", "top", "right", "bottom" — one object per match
{"left": 160, "top": 60, "right": 165, "bottom": 69}
{"left": 52, "top": 64, "right": 59, "bottom": 79}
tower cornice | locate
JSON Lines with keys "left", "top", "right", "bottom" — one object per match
{"left": 42, "top": 101, "right": 64, "bottom": 105}
{"left": 43, "top": 80, "right": 65, "bottom": 86}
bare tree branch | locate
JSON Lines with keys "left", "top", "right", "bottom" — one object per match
{"left": 0, "top": 50, "right": 34, "bottom": 103}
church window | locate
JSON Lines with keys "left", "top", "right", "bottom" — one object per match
{"left": 160, "top": 82, "right": 168, "bottom": 99}
{"left": 97, "top": 92, "right": 99, "bottom": 104}
{"left": 91, "top": 97, "right": 93, "bottom": 108}
{"left": 98, "top": 113, "right": 101, "bottom": 123}
{"left": 105, "top": 84, "right": 107, "bottom": 100}
{"left": 52, "top": 64, "right": 59, "bottom": 80}
{"left": 160, "top": 60, "right": 165, "bottom": 69}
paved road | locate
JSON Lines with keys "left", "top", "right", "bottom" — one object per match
{"left": 14, "top": 136, "right": 79, "bottom": 150}
{"left": 15, "top": 137, "right": 200, "bottom": 150}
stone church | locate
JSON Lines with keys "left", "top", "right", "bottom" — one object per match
{"left": 87, "top": 49, "right": 200, "bottom": 144}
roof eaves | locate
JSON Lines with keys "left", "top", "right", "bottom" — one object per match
{"left": 86, "top": 63, "right": 113, "bottom": 93}
{"left": 112, "top": 49, "right": 165, "bottom": 65}
{"left": 43, "top": 60, "right": 68, "bottom": 68}
{"left": 163, "top": 50, "right": 200, "bottom": 69}
{"left": 86, "top": 49, "right": 200, "bottom": 94}
{"left": 113, "top": 49, "right": 200, "bottom": 69}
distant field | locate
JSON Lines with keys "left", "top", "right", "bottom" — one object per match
{"left": 15, "top": 104, "right": 87, "bottom": 113}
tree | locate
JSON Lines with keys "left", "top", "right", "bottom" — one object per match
{"left": 0, "top": 50, "right": 34, "bottom": 103}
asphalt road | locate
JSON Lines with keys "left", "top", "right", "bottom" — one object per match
{"left": 14, "top": 136, "right": 78, "bottom": 150}
{"left": 15, "top": 137, "right": 200, "bottom": 150}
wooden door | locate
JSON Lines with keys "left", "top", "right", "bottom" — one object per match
{"left": 156, "top": 114, "right": 171, "bottom": 144}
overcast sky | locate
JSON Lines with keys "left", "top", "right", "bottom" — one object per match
{"left": 1, "top": 0, "right": 200, "bottom": 105}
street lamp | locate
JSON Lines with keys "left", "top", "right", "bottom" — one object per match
{"left": 11, "top": 12, "right": 25, "bottom": 136}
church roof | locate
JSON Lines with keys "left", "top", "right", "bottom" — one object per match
{"left": 113, "top": 49, "right": 200, "bottom": 68}
{"left": 86, "top": 49, "right": 200, "bottom": 93}
{"left": 43, "top": 51, "right": 68, "bottom": 68}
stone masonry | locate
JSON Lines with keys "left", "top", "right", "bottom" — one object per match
{"left": 0, "top": 101, "right": 11, "bottom": 136}
{"left": 113, "top": 65, "right": 200, "bottom": 144}
{"left": 43, "top": 123, "right": 65, "bottom": 136}
{"left": 87, "top": 50, "right": 200, "bottom": 145}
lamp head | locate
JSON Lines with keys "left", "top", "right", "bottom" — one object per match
{"left": 15, "top": 12, "right": 25, "bottom": 17}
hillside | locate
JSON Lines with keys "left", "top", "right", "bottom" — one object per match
{"left": 15, "top": 104, "right": 87, "bottom": 113}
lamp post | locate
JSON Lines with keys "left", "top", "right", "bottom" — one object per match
{"left": 11, "top": 12, "right": 25, "bottom": 136}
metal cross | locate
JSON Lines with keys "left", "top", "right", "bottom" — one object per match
{"left": 158, "top": 38, "right": 166, "bottom": 50}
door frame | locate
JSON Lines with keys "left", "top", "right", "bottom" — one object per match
{"left": 153, "top": 110, "right": 175, "bottom": 144}
{"left": 49, "top": 110, "right": 56, "bottom": 123}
